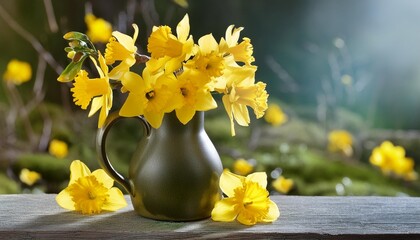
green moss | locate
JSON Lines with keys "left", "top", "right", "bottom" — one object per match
{"left": 12, "top": 153, "right": 70, "bottom": 183}
{"left": 0, "top": 173, "right": 20, "bottom": 194}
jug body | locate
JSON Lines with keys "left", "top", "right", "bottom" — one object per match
{"left": 97, "top": 111, "right": 223, "bottom": 221}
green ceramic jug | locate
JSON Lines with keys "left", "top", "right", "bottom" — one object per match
{"left": 96, "top": 111, "right": 223, "bottom": 221}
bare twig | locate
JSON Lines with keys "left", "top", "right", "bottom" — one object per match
{"left": 265, "top": 56, "right": 299, "bottom": 93}
{"left": 0, "top": 3, "right": 63, "bottom": 74}
{"left": 140, "top": 0, "right": 159, "bottom": 33}
{"left": 38, "top": 104, "right": 52, "bottom": 151}
{"left": 43, "top": 0, "right": 58, "bottom": 33}
{"left": 126, "top": 0, "right": 137, "bottom": 26}
{"left": 26, "top": 56, "right": 47, "bottom": 114}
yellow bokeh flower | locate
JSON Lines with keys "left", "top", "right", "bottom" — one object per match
{"left": 232, "top": 158, "right": 253, "bottom": 176}
{"left": 369, "top": 141, "right": 418, "bottom": 181}
{"left": 49, "top": 139, "right": 69, "bottom": 159}
{"left": 264, "top": 103, "right": 288, "bottom": 126}
{"left": 3, "top": 59, "right": 32, "bottom": 85}
{"left": 85, "top": 13, "right": 112, "bottom": 43}
{"left": 71, "top": 52, "right": 112, "bottom": 128}
{"left": 272, "top": 176, "right": 294, "bottom": 194}
{"left": 19, "top": 168, "right": 41, "bottom": 186}
{"left": 211, "top": 170, "right": 280, "bottom": 226}
{"left": 328, "top": 130, "right": 353, "bottom": 157}
{"left": 56, "top": 160, "right": 127, "bottom": 214}
{"left": 105, "top": 24, "right": 139, "bottom": 79}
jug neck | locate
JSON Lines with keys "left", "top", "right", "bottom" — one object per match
{"left": 158, "top": 111, "right": 204, "bottom": 133}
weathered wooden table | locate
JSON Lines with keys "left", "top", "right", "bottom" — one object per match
{"left": 0, "top": 194, "right": 419, "bottom": 239}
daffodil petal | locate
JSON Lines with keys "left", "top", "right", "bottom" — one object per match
{"left": 120, "top": 93, "right": 145, "bottom": 117}
{"left": 195, "top": 92, "right": 217, "bottom": 111}
{"left": 97, "top": 52, "right": 109, "bottom": 76}
{"left": 97, "top": 97, "right": 109, "bottom": 128}
{"left": 101, "top": 187, "right": 127, "bottom": 211}
{"left": 113, "top": 31, "right": 136, "bottom": 53}
{"left": 198, "top": 34, "right": 218, "bottom": 55}
{"left": 246, "top": 172, "right": 267, "bottom": 189}
{"left": 92, "top": 169, "right": 114, "bottom": 189}
{"left": 56, "top": 189, "right": 75, "bottom": 211}
{"left": 88, "top": 96, "right": 103, "bottom": 117}
{"left": 144, "top": 111, "right": 165, "bottom": 129}
{"left": 165, "top": 58, "right": 183, "bottom": 74}
{"left": 232, "top": 103, "right": 250, "bottom": 127}
{"left": 237, "top": 212, "right": 256, "bottom": 226}
{"left": 69, "top": 160, "right": 91, "bottom": 185}
{"left": 219, "top": 169, "right": 243, "bottom": 197}
{"left": 176, "top": 14, "right": 190, "bottom": 42}
{"left": 263, "top": 200, "right": 280, "bottom": 222}
{"left": 222, "top": 95, "right": 235, "bottom": 136}
{"left": 211, "top": 198, "right": 238, "bottom": 222}
{"left": 120, "top": 71, "right": 144, "bottom": 93}
{"left": 175, "top": 106, "right": 195, "bottom": 124}
{"left": 132, "top": 24, "right": 139, "bottom": 42}
{"left": 108, "top": 59, "right": 135, "bottom": 80}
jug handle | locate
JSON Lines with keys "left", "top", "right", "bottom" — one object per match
{"left": 96, "top": 111, "right": 151, "bottom": 195}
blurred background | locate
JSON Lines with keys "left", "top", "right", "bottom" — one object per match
{"left": 1, "top": 0, "right": 419, "bottom": 196}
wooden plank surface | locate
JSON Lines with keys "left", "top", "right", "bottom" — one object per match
{"left": 0, "top": 194, "right": 419, "bottom": 239}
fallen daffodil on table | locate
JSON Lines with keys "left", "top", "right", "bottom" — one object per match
{"left": 211, "top": 169, "right": 280, "bottom": 226}
{"left": 56, "top": 160, "right": 127, "bottom": 214}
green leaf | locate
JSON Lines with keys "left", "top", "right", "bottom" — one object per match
{"left": 57, "top": 55, "right": 88, "bottom": 82}
{"left": 63, "top": 31, "right": 96, "bottom": 52}
{"left": 63, "top": 31, "right": 90, "bottom": 42}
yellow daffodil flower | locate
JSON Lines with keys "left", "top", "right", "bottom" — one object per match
{"left": 56, "top": 160, "right": 127, "bottom": 214}
{"left": 85, "top": 13, "right": 112, "bottom": 43}
{"left": 48, "top": 139, "right": 69, "bottom": 159}
{"left": 186, "top": 34, "right": 225, "bottom": 78}
{"left": 174, "top": 68, "right": 217, "bottom": 124}
{"left": 370, "top": 141, "right": 418, "bottom": 181}
{"left": 19, "top": 168, "right": 41, "bottom": 186}
{"left": 264, "top": 103, "right": 288, "bottom": 126}
{"left": 232, "top": 158, "right": 253, "bottom": 176}
{"left": 58, "top": 13, "right": 270, "bottom": 137}
{"left": 3, "top": 59, "right": 32, "bottom": 85}
{"left": 211, "top": 170, "right": 280, "bottom": 226}
{"left": 221, "top": 66, "right": 268, "bottom": 135}
{"left": 220, "top": 25, "right": 255, "bottom": 66}
{"left": 272, "top": 176, "right": 294, "bottom": 194}
{"left": 147, "top": 14, "right": 195, "bottom": 73}
{"left": 119, "top": 69, "right": 182, "bottom": 128}
{"left": 328, "top": 130, "right": 353, "bottom": 157}
{"left": 71, "top": 52, "right": 112, "bottom": 128}
{"left": 105, "top": 24, "right": 139, "bottom": 79}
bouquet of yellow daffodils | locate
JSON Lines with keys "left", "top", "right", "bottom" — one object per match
{"left": 58, "top": 14, "right": 268, "bottom": 136}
